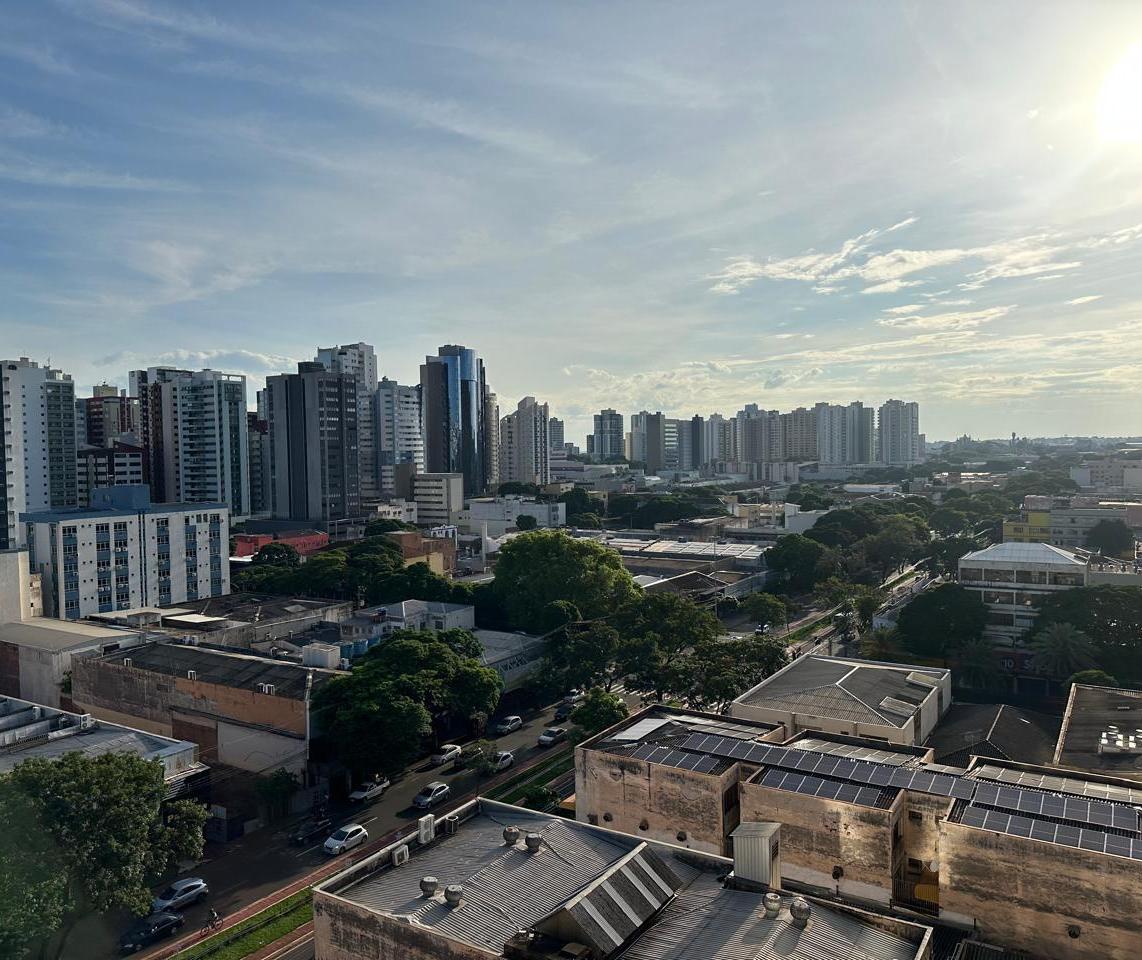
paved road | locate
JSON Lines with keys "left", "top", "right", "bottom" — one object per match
{"left": 71, "top": 701, "right": 578, "bottom": 959}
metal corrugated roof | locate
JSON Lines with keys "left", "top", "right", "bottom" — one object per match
{"left": 960, "top": 541, "right": 1086, "bottom": 566}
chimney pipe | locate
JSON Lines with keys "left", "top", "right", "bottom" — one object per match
{"left": 790, "top": 898, "right": 811, "bottom": 930}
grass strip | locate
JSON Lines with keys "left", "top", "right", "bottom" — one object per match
{"left": 172, "top": 889, "right": 312, "bottom": 960}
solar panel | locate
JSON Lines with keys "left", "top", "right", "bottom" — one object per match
{"left": 692, "top": 755, "right": 720, "bottom": 774}
{"left": 974, "top": 783, "right": 1000, "bottom": 806}
{"left": 849, "top": 764, "right": 874, "bottom": 784}
{"left": 983, "top": 810, "right": 1010, "bottom": 832}
{"left": 960, "top": 806, "right": 987, "bottom": 828}
{"left": 815, "top": 755, "right": 840, "bottom": 776}
{"left": 911, "top": 772, "right": 936, "bottom": 794}
{"left": 1041, "top": 796, "right": 1067, "bottom": 819}
{"left": 836, "top": 783, "right": 859, "bottom": 803}
{"left": 1087, "top": 803, "right": 1115, "bottom": 828}
{"left": 1030, "top": 820, "right": 1057, "bottom": 843}
{"left": 729, "top": 740, "right": 754, "bottom": 760}
{"left": 1131, "top": 840, "right": 1142, "bottom": 861}
{"left": 997, "top": 787, "right": 1022, "bottom": 808}
{"left": 832, "top": 759, "right": 858, "bottom": 779}
{"left": 951, "top": 780, "right": 977, "bottom": 801}
{"left": 928, "top": 775, "right": 955, "bottom": 797}
{"left": 869, "top": 767, "right": 894, "bottom": 787}
{"left": 761, "top": 768, "right": 785, "bottom": 788}
{"left": 817, "top": 779, "right": 841, "bottom": 800}
{"left": 1105, "top": 835, "right": 1133, "bottom": 859}
{"left": 1112, "top": 806, "right": 1140, "bottom": 831}
{"left": 855, "top": 787, "right": 882, "bottom": 807}
{"left": 630, "top": 743, "right": 657, "bottom": 761}
{"left": 1006, "top": 814, "right": 1033, "bottom": 838}
{"left": 1054, "top": 825, "right": 1081, "bottom": 848}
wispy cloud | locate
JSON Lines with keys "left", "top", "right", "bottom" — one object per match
{"left": 886, "top": 216, "right": 918, "bottom": 232}
{"left": 877, "top": 305, "right": 1014, "bottom": 330}
{"left": 0, "top": 153, "right": 187, "bottom": 191}
{"left": 1065, "top": 295, "right": 1102, "bottom": 305}
{"left": 98, "top": 348, "right": 297, "bottom": 375}
{"left": 0, "top": 106, "right": 65, "bottom": 139}
{"left": 0, "top": 39, "right": 76, "bottom": 75}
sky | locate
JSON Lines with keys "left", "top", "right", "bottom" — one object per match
{"left": 2, "top": 1, "right": 1142, "bottom": 444}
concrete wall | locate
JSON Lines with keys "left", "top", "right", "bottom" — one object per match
{"left": 739, "top": 779, "right": 896, "bottom": 904}
{"left": 940, "top": 820, "right": 1142, "bottom": 960}
{"left": 729, "top": 701, "right": 915, "bottom": 746}
{"left": 216, "top": 717, "right": 306, "bottom": 773}
{"left": 71, "top": 656, "right": 309, "bottom": 738}
{"left": 314, "top": 893, "right": 496, "bottom": 960}
{"left": 575, "top": 746, "right": 738, "bottom": 855}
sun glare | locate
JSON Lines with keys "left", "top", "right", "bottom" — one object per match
{"left": 1097, "top": 43, "right": 1142, "bottom": 143}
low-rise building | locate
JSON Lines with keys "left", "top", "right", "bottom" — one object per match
{"left": 577, "top": 706, "right": 1142, "bottom": 960}
{"left": 729, "top": 656, "right": 950, "bottom": 746}
{"left": 231, "top": 530, "right": 329, "bottom": 557}
{"left": 462, "top": 496, "right": 565, "bottom": 537}
{"left": 472, "top": 628, "right": 544, "bottom": 692}
{"left": 312, "top": 797, "right": 934, "bottom": 960}
{"left": 0, "top": 694, "right": 204, "bottom": 790}
{"left": 412, "top": 472, "right": 465, "bottom": 527}
{"left": 385, "top": 529, "right": 456, "bottom": 575}
{"left": 1054, "top": 683, "right": 1142, "bottom": 784}
{"left": 958, "top": 542, "right": 1088, "bottom": 645}
{"left": 1070, "top": 458, "right": 1142, "bottom": 493}
{"left": 0, "top": 547, "right": 43, "bottom": 623}
{"left": 926, "top": 702, "right": 1060, "bottom": 769}
{"left": 71, "top": 641, "right": 338, "bottom": 775}
{"left": 76, "top": 440, "right": 146, "bottom": 507}
{"left": 339, "top": 600, "right": 475, "bottom": 643}
{"left": 0, "top": 617, "right": 149, "bottom": 707}
{"left": 22, "top": 485, "right": 229, "bottom": 620}
{"left": 367, "top": 499, "right": 418, "bottom": 524}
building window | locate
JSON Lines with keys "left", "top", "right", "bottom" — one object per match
{"left": 908, "top": 811, "right": 923, "bottom": 822}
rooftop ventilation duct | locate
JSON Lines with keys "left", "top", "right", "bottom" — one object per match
{"left": 763, "top": 893, "right": 782, "bottom": 918}
{"left": 419, "top": 876, "right": 438, "bottom": 898}
{"left": 524, "top": 832, "right": 543, "bottom": 853}
{"left": 444, "top": 884, "right": 463, "bottom": 907}
{"left": 503, "top": 825, "right": 521, "bottom": 846}
{"left": 790, "top": 898, "right": 811, "bottom": 930}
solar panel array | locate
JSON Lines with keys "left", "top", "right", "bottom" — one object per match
{"left": 959, "top": 806, "right": 1142, "bottom": 859}
{"left": 793, "top": 737, "right": 917, "bottom": 767}
{"left": 627, "top": 742, "right": 721, "bottom": 774}
{"left": 972, "top": 781, "right": 1139, "bottom": 832}
{"left": 759, "top": 768, "right": 883, "bottom": 807}
{"left": 973, "top": 764, "right": 1142, "bottom": 806}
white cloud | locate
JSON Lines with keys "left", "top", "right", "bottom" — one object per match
{"left": 1066, "top": 295, "right": 1102, "bottom": 305}
{"left": 0, "top": 154, "right": 187, "bottom": 191}
{"left": 861, "top": 279, "right": 924, "bottom": 294}
{"left": 886, "top": 216, "right": 918, "bottom": 232}
{"left": 877, "top": 305, "right": 1014, "bottom": 330}
{"left": 883, "top": 303, "right": 926, "bottom": 315}
{"left": 0, "top": 40, "right": 76, "bottom": 75}
{"left": 0, "top": 107, "right": 63, "bottom": 139}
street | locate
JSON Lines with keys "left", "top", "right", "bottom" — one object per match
{"left": 70, "top": 700, "right": 577, "bottom": 959}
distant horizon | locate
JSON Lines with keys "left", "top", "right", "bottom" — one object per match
{"left": 3, "top": 3, "right": 1141, "bottom": 443}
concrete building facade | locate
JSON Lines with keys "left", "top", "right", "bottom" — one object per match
{"left": 420, "top": 345, "right": 492, "bottom": 497}
{"left": 316, "top": 342, "right": 379, "bottom": 501}
{"left": 877, "top": 399, "right": 921, "bottom": 465}
{"left": 375, "top": 378, "right": 423, "bottom": 497}
{"left": 23, "top": 485, "right": 229, "bottom": 619}
{"left": 590, "top": 408, "right": 624, "bottom": 461}
{"left": 815, "top": 401, "right": 875, "bottom": 464}
{"left": 411, "top": 472, "right": 465, "bottom": 527}
{"left": 1, "top": 358, "right": 78, "bottom": 549}
{"left": 499, "top": 396, "right": 551, "bottom": 487}
{"left": 76, "top": 440, "right": 145, "bottom": 507}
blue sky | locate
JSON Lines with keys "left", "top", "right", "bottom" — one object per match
{"left": 2, "top": 1, "right": 1141, "bottom": 443}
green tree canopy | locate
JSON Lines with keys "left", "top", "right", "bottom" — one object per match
{"left": 924, "top": 536, "right": 981, "bottom": 576}
{"left": 928, "top": 507, "right": 969, "bottom": 537}
{"left": 1067, "top": 669, "right": 1119, "bottom": 688}
{"left": 515, "top": 514, "right": 538, "bottom": 531}
{"left": 253, "top": 542, "right": 301, "bottom": 567}
{"left": 364, "top": 518, "right": 418, "bottom": 536}
{"left": 569, "top": 688, "right": 630, "bottom": 740}
{"left": 685, "top": 635, "right": 789, "bottom": 712}
{"left": 765, "top": 534, "right": 831, "bottom": 592}
{"left": 492, "top": 530, "right": 639, "bottom": 628}
{"left": 954, "top": 637, "right": 1000, "bottom": 689}
{"left": 742, "top": 591, "right": 786, "bottom": 630}
{"left": 1033, "top": 585, "right": 1142, "bottom": 685}
{"left": 896, "top": 583, "right": 988, "bottom": 660}
{"left": 1085, "top": 519, "right": 1135, "bottom": 557}
{"left": 617, "top": 593, "right": 722, "bottom": 701}
{"left": 1, "top": 752, "right": 206, "bottom": 959}
{"left": 1030, "top": 623, "right": 1097, "bottom": 680}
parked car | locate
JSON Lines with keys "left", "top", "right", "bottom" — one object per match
{"left": 493, "top": 750, "right": 515, "bottom": 771}
{"left": 495, "top": 715, "right": 523, "bottom": 734}
{"left": 562, "top": 689, "right": 585, "bottom": 704}
{"left": 324, "top": 823, "right": 369, "bottom": 855}
{"left": 289, "top": 815, "right": 333, "bottom": 846}
{"left": 119, "top": 912, "right": 184, "bottom": 954}
{"left": 413, "top": 781, "right": 451, "bottom": 810}
{"left": 151, "top": 877, "right": 208, "bottom": 913}
{"left": 429, "top": 744, "right": 463, "bottom": 766}
{"left": 538, "top": 727, "right": 567, "bottom": 747}
{"left": 348, "top": 776, "right": 391, "bottom": 802}
{"left": 754, "top": 624, "right": 772, "bottom": 635}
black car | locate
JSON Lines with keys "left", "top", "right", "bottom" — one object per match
{"left": 290, "top": 815, "right": 334, "bottom": 846}
{"left": 119, "top": 911, "right": 184, "bottom": 954}
{"left": 554, "top": 703, "right": 574, "bottom": 722}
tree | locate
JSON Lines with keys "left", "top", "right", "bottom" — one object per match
{"left": 924, "top": 536, "right": 980, "bottom": 576}
{"left": 255, "top": 768, "right": 299, "bottom": 821}
{"left": 492, "top": 530, "right": 639, "bottom": 628}
{"left": 742, "top": 592, "right": 786, "bottom": 630}
{"left": 319, "top": 687, "right": 432, "bottom": 778}
{"left": 252, "top": 542, "right": 301, "bottom": 567}
{"left": 1033, "top": 586, "right": 1142, "bottom": 685}
{"left": 1086, "top": 519, "right": 1134, "bottom": 557}
{"left": 895, "top": 584, "right": 987, "bottom": 660}
{"left": 1067, "top": 669, "right": 1118, "bottom": 688}
{"left": 862, "top": 515, "right": 928, "bottom": 579}
{"left": 618, "top": 593, "right": 722, "bottom": 701}
{"left": 686, "top": 635, "right": 789, "bottom": 712}
{"left": 1030, "top": 623, "right": 1097, "bottom": 680}
{"left": 499, "top": 482, "right": 540, "bottom": 496}
{"left": 364, "top": 518, "right": 417, "bottom": 536}
{"left": 954, "top": 637, "right": 999, "bottom": 689}
{"left": 515, "top": 514, "right": 538, "bottom": 531}
{"left": 861, "top": 627, "right": 901, "bottom": 662}
{"left": 2, "top": 752, "right": 207, "bottom": 959}
{"left": 544, "top": 621, "right": 623, "bottom": 692}
{"left": 765, "top": 534, "right": 830, "bottom": 592}
{"left": 570, "top": 688, "right": 629, "bottom": 740}
{"left": 460, "top": 739, "right": 501, "bottom": 777}
{"left": 929, "top": 507, "right": 969, "bottom": 537}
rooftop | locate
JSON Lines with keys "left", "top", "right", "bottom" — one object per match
{"left": 928, "top": 703, "right": 1061, "bottom": 769}
{"left": 96, "top": 642, "right": 337, "bottom": 699}
{"left": 733, "top": 656, "right": 948, "bottom": 728}
{"left": 364, "top": 599, "right": 472, "bottom": 620}
{"left": 0, "top": 695, "right": 200, "bottom": 778}
{"left": 317, "top": 799, "right": 929, "bottom": 960}
{"left": 1054, "top": 684, "right": 1142, "bottom": 782}
{"left": 0, "top": 617, "right": 143, "bottom": 652}
{"left": 959, "top": 541, "right": 1087, "bottom": 567}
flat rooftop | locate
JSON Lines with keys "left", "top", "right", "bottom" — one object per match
{"left": 0, "top": 695, "right": 199, "bottom": 777}
{"left": 0, "top": 617, "right": 142, "bottom": 652}
{"left": 1055, "top": 684, "right": 1142, "bottom": 781}
{"left": 160, "top": 592, "right": 342, "bottom": 623}
{"left": 317, "top": 799, "right": 928, "bottom": 960}
{"left": 96, "top": 642, "right": 337, "bottom": 699}
{"left": 734, "top": 656, "right": 948, "bottom": 728}
{"left": 960, "top": 541, "right": 1087, "bottom": 567}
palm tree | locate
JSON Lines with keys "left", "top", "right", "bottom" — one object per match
{"left": 954, "top": 637, "right": 998, "bottom": 690}
{"left": 861, "top": 627, "right": 900, "bottom": 662}
{"left": 1031, "top": 623, "right": 1097, "bottom": 680}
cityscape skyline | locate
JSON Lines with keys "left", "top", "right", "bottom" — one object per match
{"left": 2, "top": 3, "right": 1141, "bottom": 441}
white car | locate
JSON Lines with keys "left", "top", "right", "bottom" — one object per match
{"left": 430, "top": 744, "right": 462, "bottom": 766}
{"left": 493, "top": 750, "right": 515, "bottom": 771}
{"left": 413, "top": 781, "right": 451, "bottom": 810}
{"left": 324, "top": 824, "right": 369, "bottom": 855}
{"left": 495, "top": 715, "right": 523, "bottom": 734}
{"left": 151, "top": 877, "right": 208, "bottom": 913}
{"left": 348, "top": 777, "right": 391, "bottom": 802}
{"left": 538, "top": 727, "right": 568, "bottom": 747}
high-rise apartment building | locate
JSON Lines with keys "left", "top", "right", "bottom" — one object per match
{"left": 264, "top": 362, "right": 360, "bottom": 523}
{"left": 877, "top": 399, "right": 922, "bottom": 465}
{"left": 814, "top": 401, "right": 875, "bottom": 464}
{"left": 739, "top": 409, "right": 783, "bottom": 464}
{"left": 246, "top": 410, "right": 270, "bottom": 515}
{"left": 1, "top": 358, "right": 78, "bottom": 548}
{"left": 420, "top": 345, "right": 492, "bottom": 497}
{"left": 483, "top": 386, "right": 500, "bottom": 492}
{"left": 376, "top": 378, "right": 424, "bottom": 497}
{"left": 316, "top": 342, "right": 379, "bottom": 500}
{"left": 702, "top": 413, "right": 734, "bottom": 466}
{"left": 76, "top": 440, "right": 145, "bottom": 507}
{"left": 548, "top": 417, "right": 565, "bottom": 452}
{"left": 77, "top": 384, "right": 139, "bottom": 448}
{"left": 643, "top": 412, "right": 667, "bottom": 474}
{"left": 499, "top": 396, "right": 551, "bottom": 487}
{"left": 628, "top": 411, "right": 650, "bottom": 465}
{"left": 780, "top": 406, "right": 818, "bottom": 461}
{"left": 589, "top": 409, "right": 624, "bottom": 461}
{"left": 130, "top": 367, "right": 250, "bottom": 517}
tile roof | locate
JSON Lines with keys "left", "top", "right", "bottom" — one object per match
{"left": 928, "top": 703, "right": 1061, "bottom": 769}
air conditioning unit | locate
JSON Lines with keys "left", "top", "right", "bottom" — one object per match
{"left": 187, "top": 670, "right": 197, "bottom": 681}
{"left": 444, "top": 815, "right": 460, "bottom": 835}
{"left": 122, "top": 658, "right": 132, "bottom": 668}
{"left": 392, "top": 844, "right": 410, "bottom": 866}
{"left": 418, "top": 815, "right": 436, "bottom": 845}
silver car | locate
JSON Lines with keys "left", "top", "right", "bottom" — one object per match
{"left": 151, "top": 877, "right": 209, "bottom": 913}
